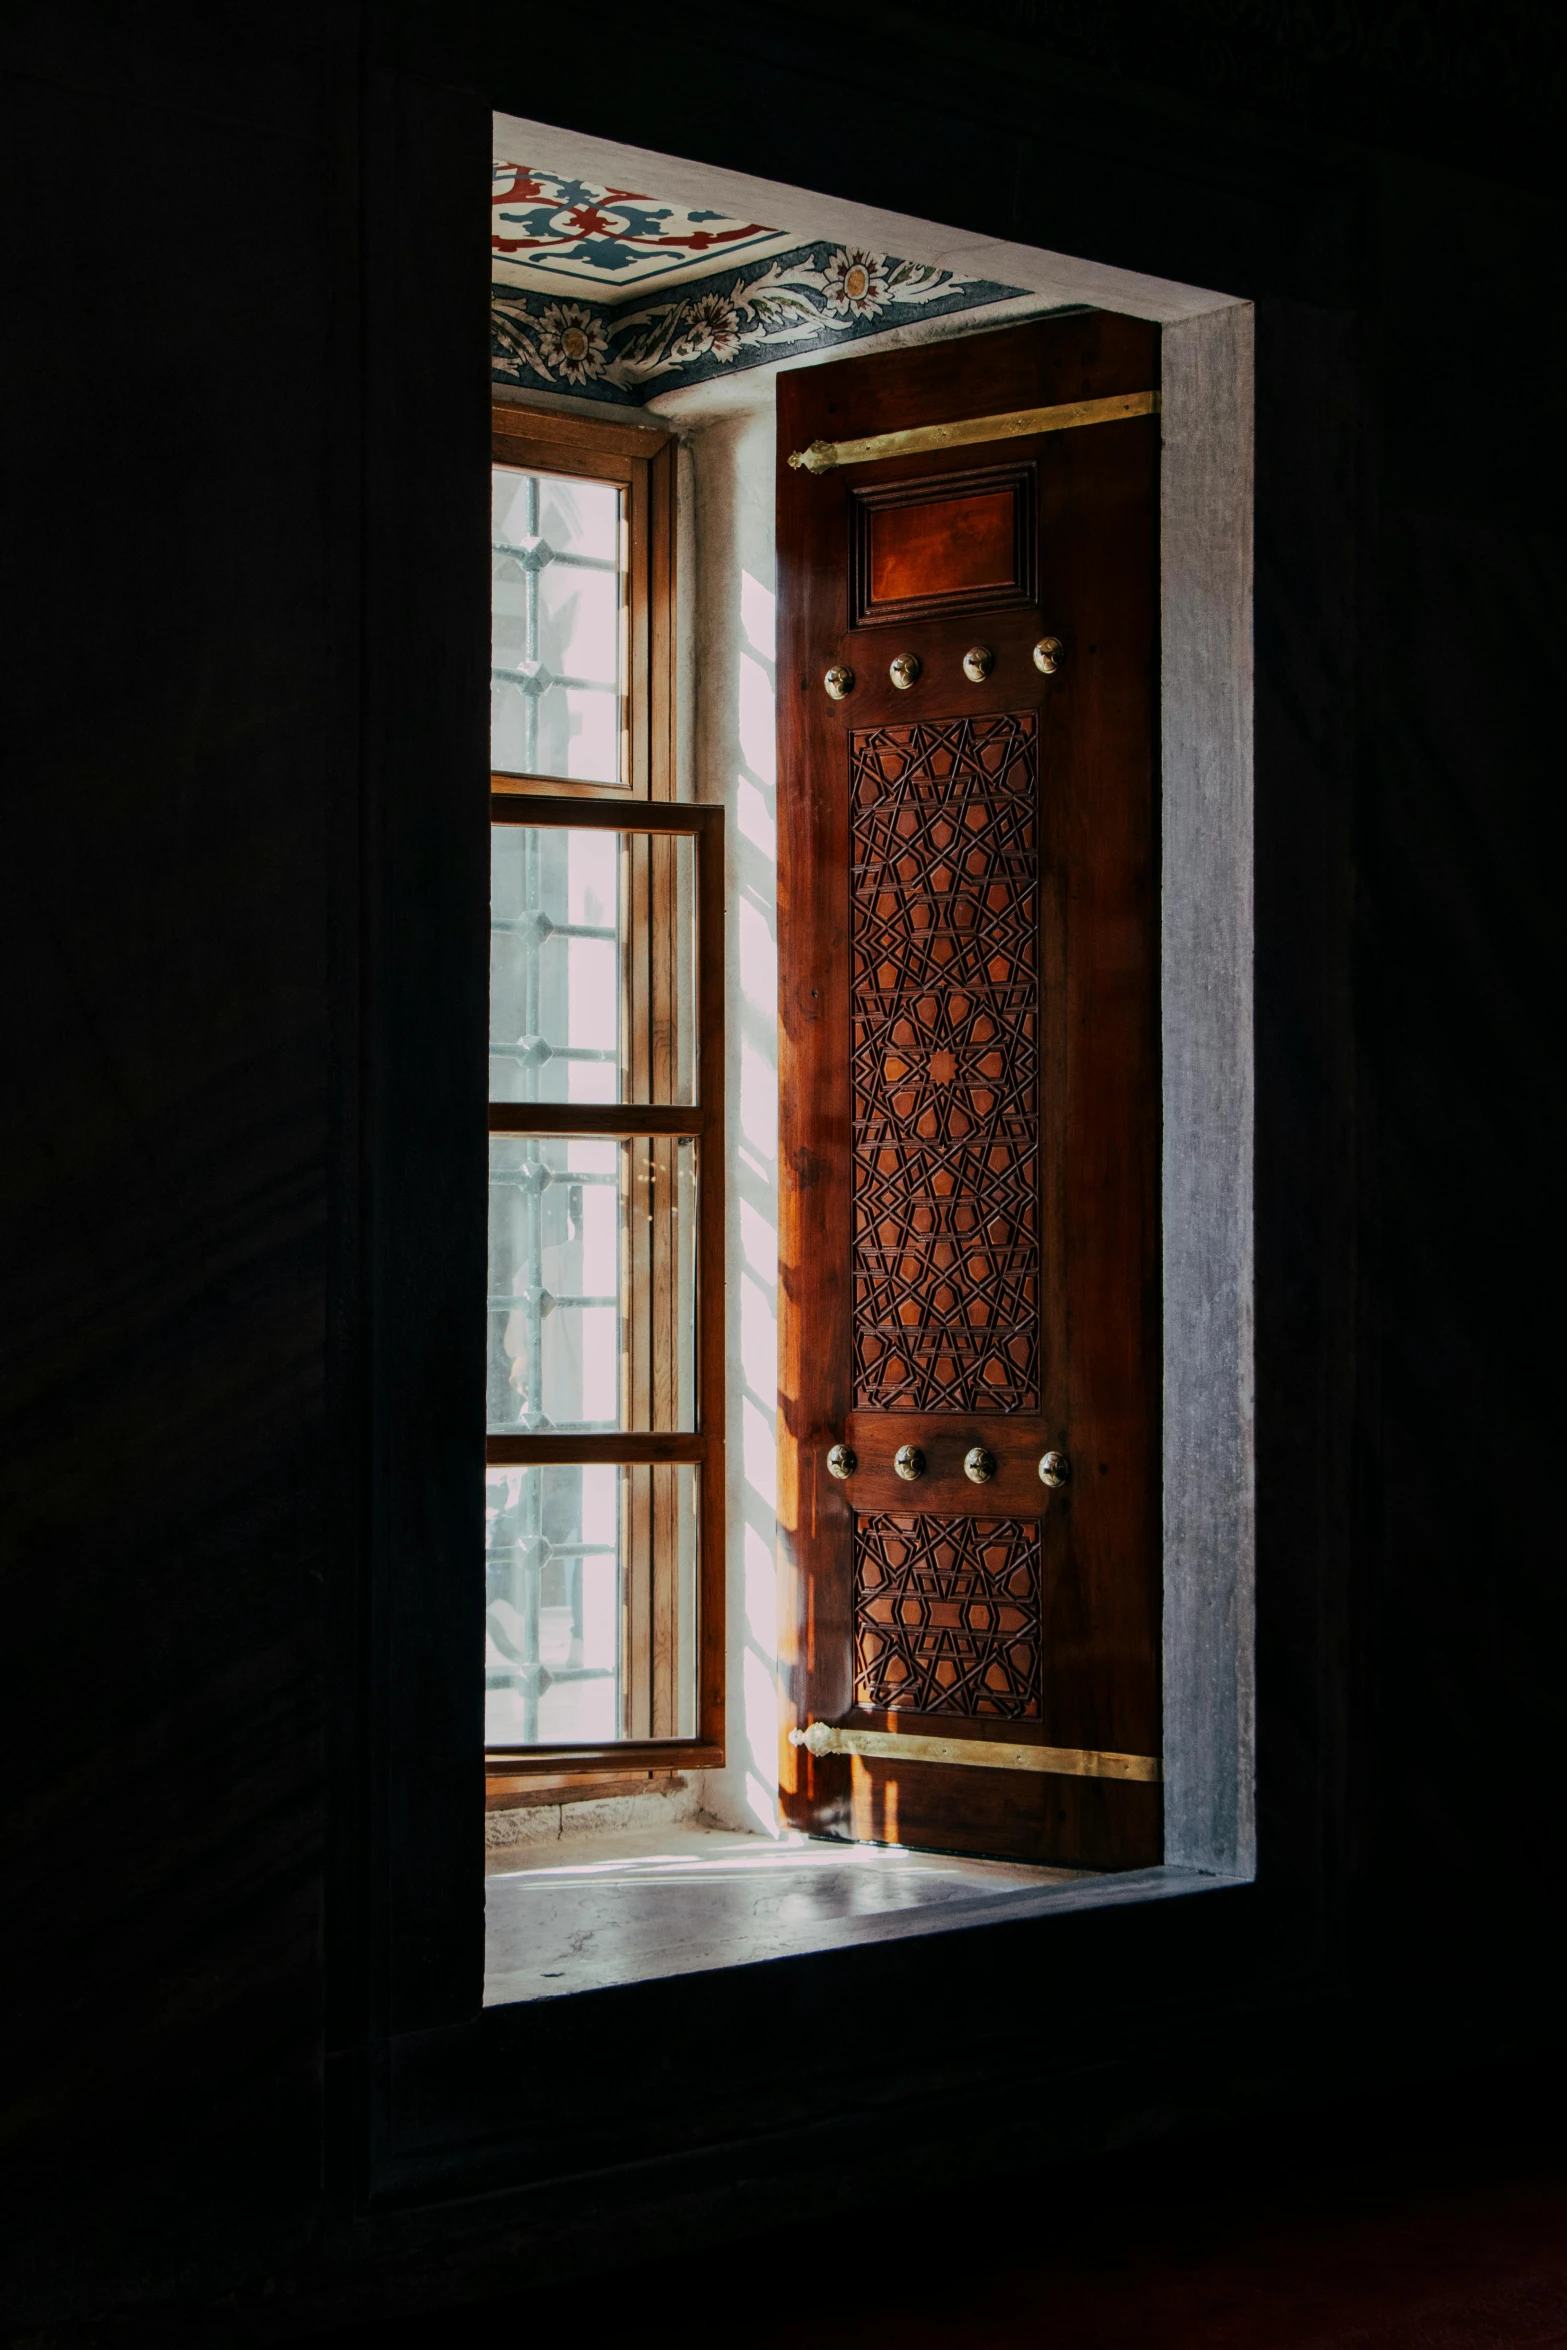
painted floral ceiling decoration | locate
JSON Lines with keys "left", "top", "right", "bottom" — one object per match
{"left": 493, "top": 163, "right": 797, "bottom": 298}
{"left": 492, "top": 162, "right": 1028, "bottom": 407}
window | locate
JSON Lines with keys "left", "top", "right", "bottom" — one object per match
{"left": 485, "top": 408, "right": 724, "bottom": 1793}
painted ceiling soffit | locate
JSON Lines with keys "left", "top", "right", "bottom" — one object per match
{"left": 492, "top": 162, "right": 1028, "bottom": 407}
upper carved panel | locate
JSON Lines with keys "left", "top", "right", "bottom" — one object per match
{"left": 851, "top": 713, "right": 1040, "bottom": 1413}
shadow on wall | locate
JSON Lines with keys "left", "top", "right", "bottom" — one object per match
{"left": 662, "top": 389, "right": 782, "bottom": 1835}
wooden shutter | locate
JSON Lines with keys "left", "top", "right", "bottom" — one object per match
{"left": 776, "top": 312, "right": 1162, "bottom": 1869}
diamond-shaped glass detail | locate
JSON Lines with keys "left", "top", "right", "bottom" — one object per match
{"left": 492, "top": 468, "right": 623, "bottom": 780}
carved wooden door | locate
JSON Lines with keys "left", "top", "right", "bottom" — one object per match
{"left": 777, "top": 312, "right": 1162, "bottom": 1870}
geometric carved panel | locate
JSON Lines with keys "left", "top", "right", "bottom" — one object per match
{"left": 854, "top": 1512, "right": 1042, "bottom": 1718}
{"left": 851, "top": 714, "right": 1039, "bottom": 1411}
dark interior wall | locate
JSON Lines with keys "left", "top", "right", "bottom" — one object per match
{"left": 1357, "top": 160, "right": 1564, "bottom": 1990}
{"left": 1, "top": 1, "right": 1562, "bottom": 2338}
{"left": 0, "top": 2, "right": 354, "bottom": 2319}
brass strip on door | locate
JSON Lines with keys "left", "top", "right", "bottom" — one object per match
{"left": 787, "top": 390, "right": 1160, "bottom": 475}
{"left": 790, "top": 1722, "right": 1162, "bottom": 1781}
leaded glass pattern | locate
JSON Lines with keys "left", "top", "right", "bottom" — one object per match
{"left": 489, "top": 826, "right": 696, "bottom": 1105}
{"left": 491, "top": 467, "right": 624, "bottom": 781}
{"left": 490, "top": 826, "right": 621, "bottom": 1104}
{"left": 486, "top": 1135, "right": 698, "bottom": 1436}
{"left": 484, "top": 1462, "right": 699, "bottom": 1744}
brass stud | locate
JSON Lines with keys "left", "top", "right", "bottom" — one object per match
{"left": 963, "top": 1445, "right": 997, "bottom": 1484}
{"left": 826, "top": 1443, "right": 856, "bottom": 1480}
{"left": 1032, "top": 636, "right": 1064, "bottom": 675}
{"left": 894, "top": 1443, "right": 926, "bottom": 1482}
{"left": 889, "top": 653, "right": 921, "bottom": 690}
{"left": 824, "top": 665, "right": 854, "bottom": 700}
{"left": 962, "top": 645, "right": 994, "bottom": 684}
{"left": 1038, "top": 1450, "right": 1071, "bottom": 1488}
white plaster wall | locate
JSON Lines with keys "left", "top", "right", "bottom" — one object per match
{"left": 649, "top": 373, "right": 784, "bottom": 1832}
{"left": 1159, "top": 302, "right": 1256, "bottom": 1875}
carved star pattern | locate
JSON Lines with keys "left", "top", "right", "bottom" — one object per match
{"left": 855, "top": 1511, "right": 1043, "bottom": 1718}
{"left": 850, "top": 715, "right": 1040, "bottom": 1412}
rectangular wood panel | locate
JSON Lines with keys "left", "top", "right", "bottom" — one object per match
{"left": 869, "top": 489, "right": 1017, "bottom": 603}
{"left": 850, "top": 463, "right": 1036, "bottom": 627}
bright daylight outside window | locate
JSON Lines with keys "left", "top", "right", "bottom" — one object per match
{"left": 491, "top": 467, "right": 622, "bottom": 784}
{"left": 485, "top": 411, "right": 724, "bottom": 1780}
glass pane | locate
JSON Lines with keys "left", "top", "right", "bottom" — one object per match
{"left": 489, "top": 827, "right": 696, "bottom": 1106}
{"left": 491, "top": 826, "right": 621, "bottom": 1105}
{"left": 487, "top": 1136, "right": 698, "bottom": 1433}
{"left": 492, "top": 467, "right": 624, "bottom": 783}
{"left": 486, "top": 1463, "right": 621, "bottom": 1744}
{"left": 485, "top": 1462, "right": 699, "bottom": 1744}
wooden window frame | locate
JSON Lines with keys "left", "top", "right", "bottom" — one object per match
{"left": 491, "top": 403, "right": 675, "bottom": 804}
{"left": 486, "top": 404, "right": 724, "bottom": 1795}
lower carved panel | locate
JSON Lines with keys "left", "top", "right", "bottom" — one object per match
{"left": 854, "top": 1511, "right": 1042, "bottom": 1718}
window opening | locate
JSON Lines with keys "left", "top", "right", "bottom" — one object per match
{"left": 476, "top": 124, "right": 1256, "bottom": 2015}
{"left": 485, "top": 408, "right": 723, "bottom": 1788}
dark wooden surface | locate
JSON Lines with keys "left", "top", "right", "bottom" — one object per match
{"left": 305, "top": 2067, "right": 1567, "bottom": 2350}
{"left": 777, "top": 314, "right": 1162, "bottom": 1867}
{"left": 851, "top": 461, "right": 1038, "bottom": 626}
{"left": 869, "top": 485, "right": 1019, "bottom": 604}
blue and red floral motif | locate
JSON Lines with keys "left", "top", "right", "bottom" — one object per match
{"left": 492, "top": 241, "right": 1028, "bottom": 407}
{"left": 492, "top": 163, "right": 791, "bottom": 292}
